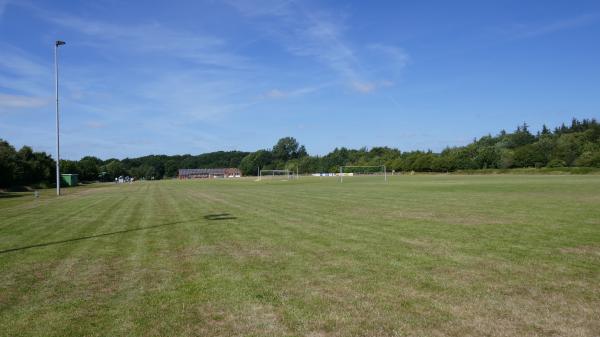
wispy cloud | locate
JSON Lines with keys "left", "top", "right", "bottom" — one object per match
{"left": 1, "top": 1, "right": 413, "bottom": 157}
{"left": 0, "top": 44, "right": 46, "bottom": 76}
{"left": 504, "top": 13, "right": 600, "bottom": 39}
{"left": 83, "top": 121, "right": 106, "bottom": 129}
{"left": 0, "top": 44, "right": 53, "bottom": 116}
{"left": 0, "top": 2, "right": 276, "bottom": 157}
{"left": 0, "top": 93, "right": 50, "bottom": 111}
{"left": 18, "top": 2, "right": 251, "bottom": 70}
{"left": 223, "top": 0, "right": 295, "bottom": 18}
{"left": 264, "top": 89, "right": 286, "bottom": 98}
{"left": 351, "top": 82, "right": 375, "bottom": 93}
{"left": 226, "top": 1, "right": 408, "bottom": 94}
{"left": 367, "top": 44, "right": 409, "bottom": 69}
{"left": 263, "top": 83, "right": 330, "bottom": 99}
{"left": 8, "top": 2, "right": 272, "bottom": 118}
{"left": 0, "top": 0, "right": 10, "bottom": 19}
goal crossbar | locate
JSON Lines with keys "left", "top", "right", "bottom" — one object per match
{"left": 258, "top": 169, "right": 296, "bottom": 181}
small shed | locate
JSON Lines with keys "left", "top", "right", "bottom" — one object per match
{"left": 61, "top": 174, "right": 79, "bottom": 187}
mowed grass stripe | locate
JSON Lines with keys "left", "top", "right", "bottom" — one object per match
{"left": 1, "top": 176, "right": 599, "bottom": 336}
{"left": 165, "top": 178, "right": 600, "bottom": 334}
{"left": 0, "top": 198, "right": 123, "bottom": 335}
{"left": 168, "top": 181, "right": 480, "bottom": 333}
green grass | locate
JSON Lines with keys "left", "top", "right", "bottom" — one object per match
{"left": 1, "top": 175, "right": 599, "bottom": 336}
{"left": 455, "top": 167, "right": 600, "bottom": 175}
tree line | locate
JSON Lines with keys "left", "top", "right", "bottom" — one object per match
{"left": 241, "top": 119, "right": 600, "bottom": 174}
{"left": 1, "top": 118, "right": 599, "bottom": 188}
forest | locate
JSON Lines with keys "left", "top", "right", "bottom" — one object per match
{"left": 1, "top": 118, "right": 599, "bottom": 188}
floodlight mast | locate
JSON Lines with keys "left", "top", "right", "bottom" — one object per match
{"left": 54, "top": 40, "right": 66, "bottom": 196}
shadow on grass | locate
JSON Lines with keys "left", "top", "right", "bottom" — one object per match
{"left": 0, "top": 213, "right": 236, "bottom": 254}
{"left": 0, "top": 193, "right": 26, "bottom": 199}
{"left": 204, "top": 213, "right": 237, "bottom": 221}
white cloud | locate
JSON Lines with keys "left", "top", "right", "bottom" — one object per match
{"left": 367, "top": 44, "right": 409, "bottom": 69}
{"left": 277, "top": 11, "right": 365, "bottom": 90}
{"left": 83, "top": 121, "right": 106, "bottom": 129}
{"left": 18, "top": 2, "right": 250, "bottom": 69}
{"left": 0, "top": 44, "right": 50, "bottom": 95}
{"left": 0, "top": 0, "right": 9, "bottom": 19}
{"left": 2, "top": 2, "right": 275, "bottom": 127}
{"left": 379, "top": 80, "right": 394, "bottom": 87}
{"left": 263, "top": 84, "right": 326, "bottom": 99}
{"left": 351, "top": 81, "right": 375, "bottom": 93}
{"left": 0, "top": 93, "right": 50, "bottom": 110}
{"left": 265, "top": 89, "right": 286, "bottom": 98}
{"left": 225, "top": 1, "right": 361, "bottom": 91}
{"left": 350, "top": 80, "right": 398, "bottom": 94}
{"left": 1, "top": 1, "right": 413, "bottom": 158}
{"left": 222, "top": 0, "right": 295, "bottom": 17}
{"left": 226, "top": 1, "right": 408, "bottom": 94}
{"left": 504, "top": 13, "right": 600, "bottom": 39}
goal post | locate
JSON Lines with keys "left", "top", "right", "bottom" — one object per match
{"left": 258, "top": 169, "right": 297, "bottom": 181}
{"left": 339, "top": 165, "right": 387, "bottom": 183}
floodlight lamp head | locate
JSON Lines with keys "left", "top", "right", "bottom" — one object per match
{"left": 55, "top": 40, "right": 66, "bottom": 47}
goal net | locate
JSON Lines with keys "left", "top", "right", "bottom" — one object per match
{"left": 339, "top": 165, "right": 387, "bottom": 183}
{"left": 258, "top": 169, "right": 294, "bottom": 181}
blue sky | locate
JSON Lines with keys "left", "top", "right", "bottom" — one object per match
{"left": 1, "top": 0, "right": 599, "bottom": 159}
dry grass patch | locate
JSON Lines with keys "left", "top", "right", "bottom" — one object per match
{"left": 559, "top": 245, "right": 600, "bottom": 257}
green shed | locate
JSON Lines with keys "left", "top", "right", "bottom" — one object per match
{"left": 61, "top": 174, "right": 79, "bottom": 187}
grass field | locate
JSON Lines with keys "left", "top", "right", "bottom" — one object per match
{"left": 1, "top": 175, "right": 599, "bottom": 336}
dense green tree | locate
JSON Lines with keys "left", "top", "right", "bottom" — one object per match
{"left": 322, "top": 147, "right": 350, "bottom": 172}
{"left": 546, "top": 159, "right": 566, "bottom": 168}
{"left": 104, "top": 160, "right": 126, "bottom": 180}
{"left": 26, "top": 151, "right": 55, "bottom": 185}
{"left": 431, "top": 155, "right": 453, "bottom": 172}
{"left": 296, "top": 155, "right": 323, "bottom": 174}
{"left": 554, "top": 133, "right": 581, "bottom": 166}
{"left": 499, "top": 149, "right": 515, "bottom": 169}
{"left": 239, "top": 150, "right": 273, "bottom": 176}
{"left": 541, "top": 124, "right": 551, "bottom": 135}
{"left": 272, "top": 137, "right": 307, "bottom": 161}
{"left": 411, "top": 152, "right": 436, "bottom": 171}
{"left": 164, "top": 160, "right": 179, "bottom": 178}
{"left": 14, "top": 146, "right": 54, "bottom": 186}
{"left": 474, "top": 146, "right": 500, "bottom": 169}
{"left": 576, "top": 151, "right": 600, "bottom": 167}
{"left": 60, "top": 160, "right": 80, "bottom": 176}
{"left": 1, "top": 140, "right": 55, "bottom": 187}
{"left": 0, "top": 139, "right": 18, "bottom": 187}
{"left": 78, "top": 156, "right": 102, "bottom": 181}
{"left": 501, "top": 123, "right": 536, "bottom": 149}
{"left": 513, "top": 144, "right": 544, "bottom": 167}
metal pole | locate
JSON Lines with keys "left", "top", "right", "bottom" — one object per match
{"left": 340, "top": 166, "right": 343, "bottom": 183}
{"left": 54, "top": 43, "right": 60, "bottom": 196}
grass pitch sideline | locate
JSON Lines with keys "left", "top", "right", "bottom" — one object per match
{"left": 1, "top": 175, "right": 599, "bottom": 336}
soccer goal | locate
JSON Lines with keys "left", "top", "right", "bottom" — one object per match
{"left": 339, "top": 165, "right": 387, "bottom": 183}
{"left": 258, "top": 169, "right": 295, "bottom": 181}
